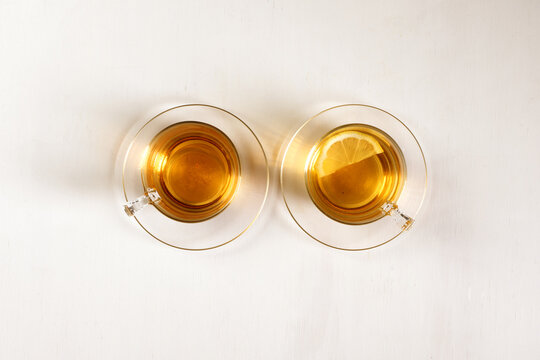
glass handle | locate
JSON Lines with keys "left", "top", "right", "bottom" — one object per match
{"left": 123, "top": 188, "right": 161, "bottom": 217}
{"left": 382, "top": 202, "right": 414, "bottom": 231}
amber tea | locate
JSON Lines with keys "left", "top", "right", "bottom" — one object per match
{"left": 142, "top": 122, "right": 240, "bottom": 222}
{"left": 305, "top": 124, "right": 405, "bottom": 225}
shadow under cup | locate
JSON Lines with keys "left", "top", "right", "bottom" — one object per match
{"left": 122, "top": 105, "right": 269, "bottom": 250}
{"left": 280, "top": 104, "right": 427, "bottom": 250}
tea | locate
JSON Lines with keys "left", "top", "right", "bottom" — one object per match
{"left": 143, "top": 122, "right": 240, "bottom": 222}
{"left": 305, "top": 124, "right": 405, "bottom": 224}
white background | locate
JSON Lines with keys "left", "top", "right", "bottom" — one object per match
{"left": 1, "top": 0, "right": 539, "bottom": 358}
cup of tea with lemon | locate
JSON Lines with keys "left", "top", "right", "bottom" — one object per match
{"left": 281, "top": 104, "right": 427, "bottom": 250}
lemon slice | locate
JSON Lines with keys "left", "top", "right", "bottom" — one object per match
{"left": 315, "top": 130, "right": 384, "bottom": 177}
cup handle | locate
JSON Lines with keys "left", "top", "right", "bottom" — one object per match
{"left": 382, "top": 202, "right": 414, "bottom": 231}
{"left": 123, "top": 188, "right": 161, "bottom": 217}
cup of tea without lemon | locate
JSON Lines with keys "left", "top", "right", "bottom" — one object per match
{"left": 121, "top": 105, "right": 269, "bottom": 250}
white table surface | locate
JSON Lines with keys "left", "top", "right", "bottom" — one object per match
{"left": 1, "top": 0, "right": 539, "bottom": 359}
